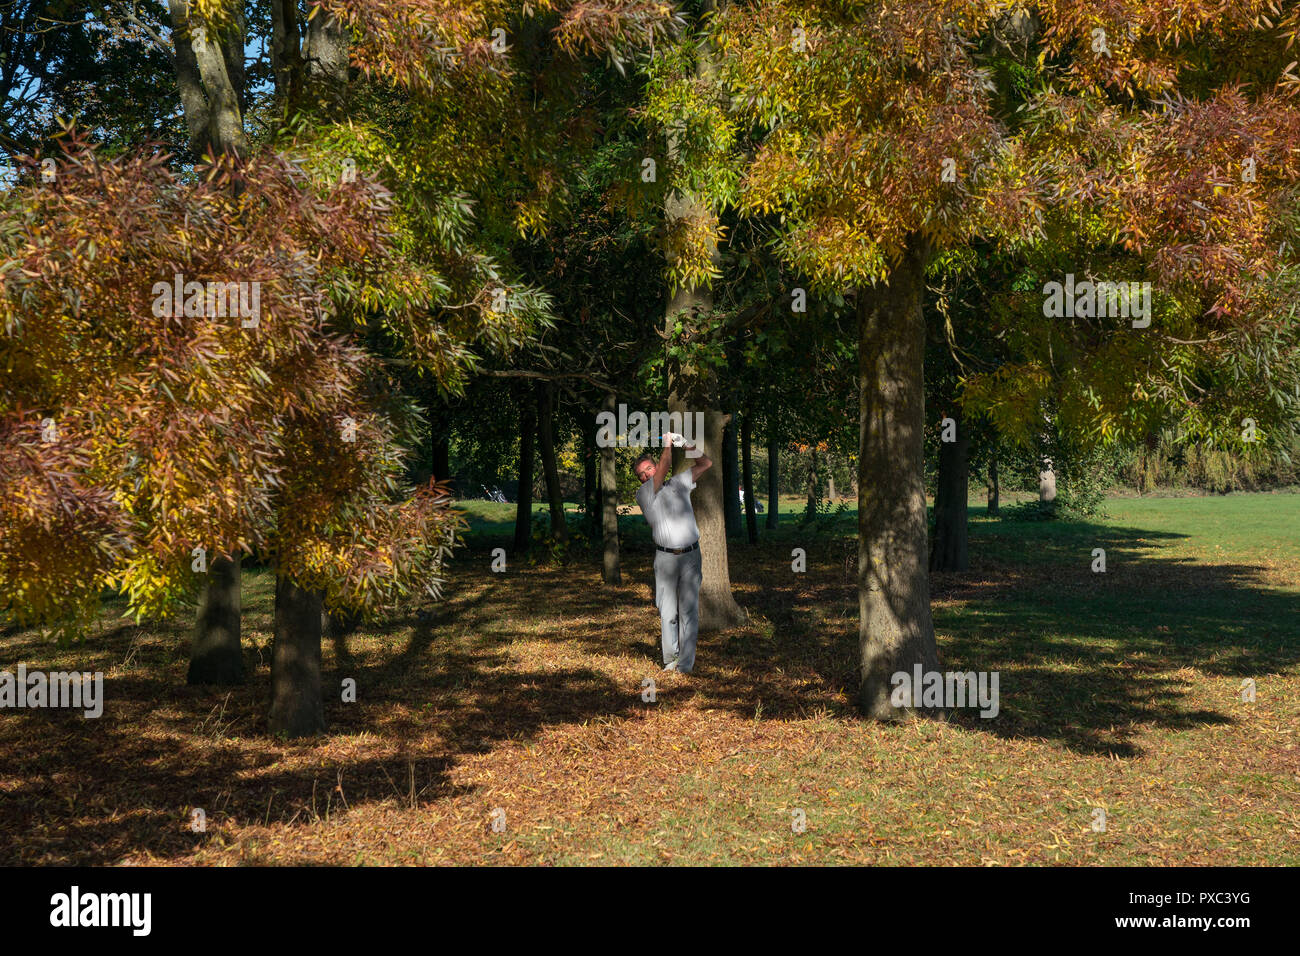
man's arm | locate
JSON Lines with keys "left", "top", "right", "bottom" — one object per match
{"left": 652, "top": 440, "right": 673, "bottom": 493}
{"left": 659, "top": 431, "right": 711, "bottom": 484}
{"left": 688, "top": 446, "right": 712, "bottom": 483}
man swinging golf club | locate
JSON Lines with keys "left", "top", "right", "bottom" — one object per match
{"left": 634, "top": 431, "right": 712, "bottom": 673}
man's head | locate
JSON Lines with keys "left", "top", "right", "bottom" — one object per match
{"left": 633, "top": 452, "right": 656, "bottom": 483}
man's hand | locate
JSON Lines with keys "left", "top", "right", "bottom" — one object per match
{"left": 663, "top": 431, "right": 705, "bottom": 459}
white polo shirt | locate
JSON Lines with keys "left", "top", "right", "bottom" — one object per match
{"left": 636, "top": 472, "right": 700, "bottom": 549}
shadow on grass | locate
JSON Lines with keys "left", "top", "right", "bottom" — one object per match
{"left": 484, "top": 507, "right": 1294, "bottom": 758}
{"left": 2, "top": 505, "right": 1296, "bottom": 861}
{"left": 0, "top": 607, "right": 636, "bottom": 864}
{"left": 680, "top": 510, "right": 1297, "bottom": 757}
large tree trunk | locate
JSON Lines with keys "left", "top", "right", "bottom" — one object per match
{"left": 741, "top": 412, "right": 758, "bottom": 544}
{"left": 930, "top": 410, "right": 970, "bottom": 572}
{"left": 166, "top": 0, "right": 248, "bottom": 158}
{"left": 687, "top": 407, "right": 746, "bottom": 630}
{"left": 269, "top": 574, "right": 325, "bottom": 738}
{"left": 663, "top": 285, "right": 744, "bottom": 629}
{"left": 857, "top": 235, "right": 942, "bottom": 719}
{"left": 766, "top": 433, "right": 780, "bottom": 528}
{"left": 537, "top": 382, "right": 568, "bottom": 551}
{"left": 600, "top": 393, "right": 622, "bottom": 584}
{"left": 661, "top": 0, "right": 744, "bottom": 631}
{"left": 513, "top": 397, "right": 536, "bottom": 553}
{"left": 303, "top": 3, "right": 349, "bottom": 114}
{"left": 170, "top": 1, "right": 249, "bottom": 682}
{"left": 187, "top": 553, "right": 243, "bottom": 685}
{"left": 722, "top": 415, "right": 742, "bottom": 537}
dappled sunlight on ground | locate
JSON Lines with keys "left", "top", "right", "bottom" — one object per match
{"left": 1, "top": 494, "right": 1297, "bottom": 864}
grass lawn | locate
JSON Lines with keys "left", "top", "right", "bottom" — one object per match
{"left": 2, "top": 491, "right": 1297, "bottom": 865}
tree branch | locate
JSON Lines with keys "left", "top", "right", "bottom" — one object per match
{"left": 120, "top": 4, "right": 174, "bottom": 60}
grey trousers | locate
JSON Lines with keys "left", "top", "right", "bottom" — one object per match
{"left": 653, "top": 546, "right": 703, "bottom": 672}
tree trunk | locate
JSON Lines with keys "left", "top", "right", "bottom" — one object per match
{"left": 537, "top": 382, "right": 568, "bottom": 550}
{"left": 722, "top": 415, "right": 741, "bottom": 536}
{"left": 432, "top": 432, "right": 450, "bottom": 487}
{"left": 166, "top": 0, "right": 248, "bottom": 158}
{"left": 582, "top": 409, "right": 598, "bottom": 537}
{"left": 987, "top": 450, "right": 1000, "bottom": 516}
{"left": 424, "top": 387, "right": 452, "bottom": 491}
{"left": 663, "top": 292, "right": 744, "bottom": 627}
{"left": 600, "top": 393, "right": 621, "bottom": 584}
{"left": 687, "top": 408, "right": 746, "bottom": 630}
{"left": 513, "top": 396, "right": 536, "bottom": 553}
{"left": 741, "top": 412, "right": 757, "bottom": 544}
{"left": 766, "top": 433, "right": 780, "bottom": 528}
{"left": 305, "top": 7, "right": 349, "bottom": 82}
{"left": 269, "top": 574, "right": 325, "bottom": 738}
{"left": 661, "top": 0, "right": 743, "bottom": 631}
{"left": 170, "top": 0, "right": 250, "bottom": 685}
{"left": 187, "top": 553, "right": 243, "bottom": 685}
{"left": 930, "top": 410, "right": 970, "bottom": 572}
{"left": 805, "top": 446, "right": 818, "bottom": 516}
{"left": 303, "top": 3, "right": 349, "bottom": 114}
{"left": 270, "top": 0, "right": 303, "bottom": 111}
{"left": 857, "top": 235, "right": 942, "bottom": 719}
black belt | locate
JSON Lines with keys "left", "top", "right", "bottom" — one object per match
{"left": 656, "top": 541, "right": 699, "bottom": 555}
